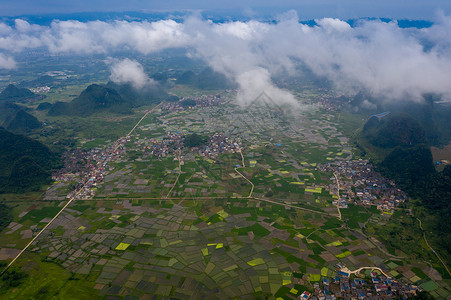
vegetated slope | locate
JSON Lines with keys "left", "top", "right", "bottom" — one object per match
{"left": 176, "top": 67, "right": 236, "bottom": 90}
{"left": 0, "top": 84, "right": 36, "bottom": 102}
{"left": 0, "top": 127, "right": 60, "bottom": 193}
{"left": 180, "top": 99, "right": 196, "bottom": 108}
{"left": 36, "top": 102, "right": 52, "bottom": 111}
{"left": 386, "top": 94, "right": 451, "bottom": 145}
{"left": 351, "top": 92, "right": 451, "bottom": 146}
{"left": 48, "top": 84, "right": 132, "bottom": 117}
{"left": 361, "top": 113, "right": 426, "bottom": 149}
{"left": 379, "top": 146, "right": 436, "bottom": 189}
{"left": 358, "top": 112, "right": 451, "bottom": 260}
{"left": 175, "top": 70, "right": 196, "bottom": 85}
{"left": 19, "top": 75, "right": 55, "bottom": 88}
{"left": 0, "top": 102, "right": 42, "bottom": 134}
{"left": 378, "top": 146, "right": 451, "bottom": 258}
{"left": 105, "top": 81, "right": 168, "bottom": 107}
{"left": 0, "top": 203, "right": 12, "bottom": 233}
{"left": 184, "top": 133, "right": 207, "bottom": 148}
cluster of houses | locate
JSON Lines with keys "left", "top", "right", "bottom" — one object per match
{"left": 193, "top": 132, "right": 242, "bottom": 158}
{"left": 191, "top": 94, "right": 227, "bottom": 107}
{"left": 52, "top": 148, "right": 93, "bottom": 182}
{"left": 53, "top": 137, "right": 129, "bottom": 200}
{"left": 134, "top": 132, "right": 242, "bottom": 159}
{"left": 316, "top": 94, "right": 345, "bottom": 112}
{"left": 138, "top": 132, "right": 184, "bottom": 158}
{"left": 319, "top": 159, "right": 407, "bottom": 214}
{"left": 298, "top": 265, "right": 421, "bottom": 299}
{"left": 30, "top": 86, "right": 51, "bottom": 93}
{"left": 160, "top": 94, "right": 227, "bottom": 112}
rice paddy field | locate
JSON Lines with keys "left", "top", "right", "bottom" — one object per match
{"left": 1, "top": 94, "right": 449, "bottom": 299}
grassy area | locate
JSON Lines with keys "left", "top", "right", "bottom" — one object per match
{"left": 341, "top": 204, "right": 376, "bottom": 229}
{"left": 1, "top": 253, "right": 99, "bottom": 299}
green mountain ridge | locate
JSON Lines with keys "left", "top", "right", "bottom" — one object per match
{"left": 176, "top": 67, "right": 236, "bottom": 90}
{"left": 350, "top": 92, "right": 451, "bottom": 146}
{"left": 0, "top": 128, "right": 60, "bottom": 193}
{"left": 0, "top": 102, "right": 42, "bottom": 134}
{"left": 362, "top": 113, "right": 427, "bottom": 149}
{"left": 0, "top": 84, "right": 37, "bottom": 102}
{"left": 357, "top": 112, "right": 451, "bottom": 260}
{"left": 105, "top": 81, "right": 168, "bottom": 107}
{"left": 48, "top": 84, "right": 132, "bottom": 117}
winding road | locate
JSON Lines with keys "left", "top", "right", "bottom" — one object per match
{"left": 233, "top": 148, "right": 254, "bottom": 198}
{"left": 417, "top": 217, "right": 451, "bottom": 278}
{"left": 341, "top": 266, "right": 392, "bottom": 278}
{"left": 234, "top": 167, "right": 255, "bottom": 198}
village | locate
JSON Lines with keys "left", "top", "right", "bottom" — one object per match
{"left": 160, "top": 94, "right": 228, "bottom": 112}
{"left": 51, "top": 136, "right": 129, "bottom": 200}
{"left": 135, "top": 132, "right": 242, "bottom": 159}
{"left": 319, "top": 160, "right": 407, "bottom": 214}
{"left": 49, "top": 130, "right": 243, "bottom": 201}
{"left": 297, "top": 261, "right": 422, "bottom": 300}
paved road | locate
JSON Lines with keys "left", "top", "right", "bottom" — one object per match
{"left": 342, "top": 266, "right": 391, "bottom": 278}
{"left": 2, "top": 106, "right": 159, "bottom": 274}
{"left": 234, "top": 148, "right": 254, "bottom": 198}
{"left": 166, "top": 151, "right": 182, "bottom": 198}
{"left": 126, "top": 106, "right": 158, "bottom": 137}
{"left": 2, "top": 176, "right": 91, "bottom": 273}
{"left": 253, "top": 196, "right": 332, "bottom": 216}
{"left": 234, "top": 167, "right": 255, "bottom": 198}
{"left": 238, "top": 149, "right": 246, "bottom": 168}
{"left": 333, "top": 172, "right": 342, "bottom": 221}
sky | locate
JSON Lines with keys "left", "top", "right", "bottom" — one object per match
{"left": 1, "top": 0, "right": 451, "bottom": 20}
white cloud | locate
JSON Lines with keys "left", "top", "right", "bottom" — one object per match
{"left": 0, "top": 53, "right": 16, "bottom": 69}
{"left": 1, "top": 13, "right": 451, "bottom": 104}
{"left": 108, "top": 58, "right": 155, "bottom": 89}
{"left": 14, "top": 19, "right": 42, "bottom": 33}
{"left": 315, "top": 18, "right": 351, "bottom": 33}
{"left": 236, "top": 68, "right": 299, "bottom": 108}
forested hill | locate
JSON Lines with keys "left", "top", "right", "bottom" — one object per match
{"left": 361, "top": 113, "right": 426, "bottom": 149}
{"left": 176, "top": 67, "right": 236, "bottom": 90}
{"left": 48, "top": 84, "right": 132, "bottom": 117}
{"left": 105, "top": 81, "right": 168, "bottom": 107}
{"left": 0, "top": 84, "right": 36, "bottom": 102}
{"left": 0, "top": 102, "right": 42, "bottom": 134}
{"left": 0, "top": 128, "right": 60, "bottom": 193}
{"left": 359, "top": 113, "right": 451, "bottom": 259}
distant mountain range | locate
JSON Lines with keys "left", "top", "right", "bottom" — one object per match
{"left": 48, "top": 84, "right": 132, "bottom": 117}
{"left": 105, "top": 81, "right": 167, "bottom": 107}
{"left": 176, "top": 67, "right": 236, "bottom": 90}
{"left": 48, "top": 82, "right": 170, "bottom": 117}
